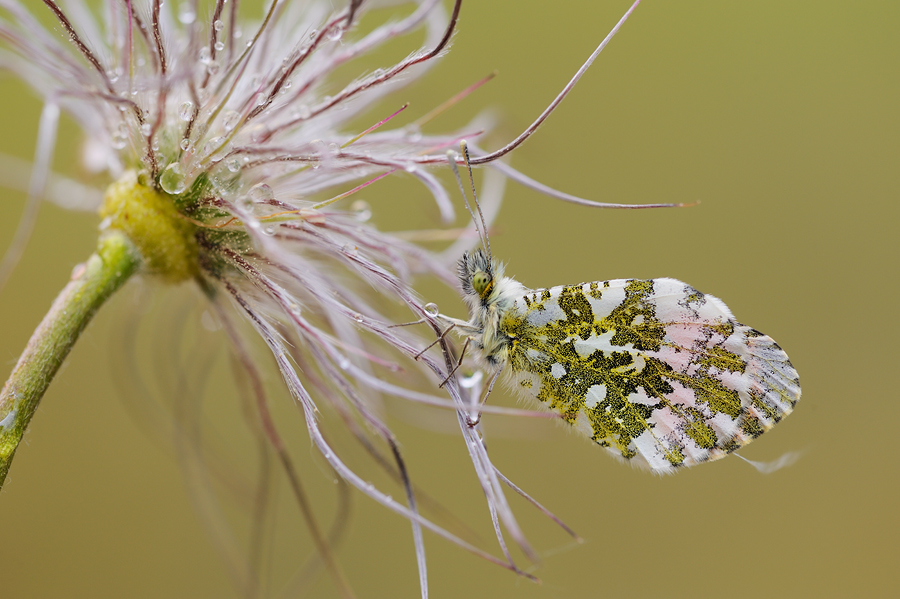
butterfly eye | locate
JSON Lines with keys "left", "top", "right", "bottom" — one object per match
{"left": 472, "top": 271, "right": 493, "bottom": 298}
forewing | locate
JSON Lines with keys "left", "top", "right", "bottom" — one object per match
{"left": 502, "top": 278, "right": 800, "bottom": 472}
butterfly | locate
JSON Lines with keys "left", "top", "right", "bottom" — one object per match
{"left": 432, "top": 144, "right": 800, "bottom": 472}
{"left": 437, "top": 248, "right": 801, "bottom": 473}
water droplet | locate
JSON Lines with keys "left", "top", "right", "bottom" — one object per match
{"left": 460, "top": 371, "right": 483, "bottom": 389}
{"left": 214, "top": 41, "right": 225, "bottom": 52}
{"left": 179, "top": 101, "right": 193, "bottom": 121}
{"left": 199, "top": 46, "right": 211, "bottom": 64}
{"left": 341, "top": 243, "right": 357, "bottom": 257}
{"left": 338, "top": 357, "right": 350, "bottom": 370}
{"left": 180, "top": 138, "right": 191, "bottom": 151}
{"left": 405, "top": 123, "right": 422, "bottom": 142}
{"left": 288, "top": 303, "right": 301, "bottom": 315}
{"left": 233, "top": 28, "right": 242, "bottom": 40}
{"left": 159, "top": 163, "right": 186, "bottom": 194}
{"left": 206, "top": 61, "right": 220, "bottom": 75}
{"left": 250, "top": 125, "right": 271, "bottom": 143}
{"left": 213, "top": 19, "right": 224, "bottom": 31}
{"left": 424, "top": 303, "right": 440, "bottom": 318}
{"left": 111, "top": 131, "right": 128, "bottom": 150}
{"left": 352, "top": 313, "right": 364, "bottom": 323}
{"left": 327, "top": 26, "right": 343, "bottom": 41}
{"left": 0, "top": 409, "right": 17, "bottom": 432}
{"left": 238, "top": 196, "right": 255, "bottom": 211}
{"left": 222, "top": 110, "right": 240, "bottom": 132}
{"left": 405, "top": 164, "right": 417, "bottom": 173}
{"left": 295, "top": 104, "right": 311, "bottom": 120}
{"left": 350, "top": 200, "right": 371, "bottom": 222}
{"left": 249, "top": 183, "right": 274, "bottom": 202}
{"left": 140, "top": 123, "right": 152, "bottom": 136}
{"left": 226, "top": 159, "right": 240, "bottom": 173}
{"left": 309, "top": 29, "right": 318, "bottom": 39}
{"left": 262, "top": 225, "right": 276, "bottom": 236}
{"left": 178, "top": 4, "right": 195, "bottom": 23}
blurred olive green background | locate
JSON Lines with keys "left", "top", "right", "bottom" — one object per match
{"left": 1, "top": 1, "right": 897, "bottom": 597}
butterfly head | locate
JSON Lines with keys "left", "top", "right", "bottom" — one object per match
{"left": 458, "top": 249, "right": 503, "bottom": 305}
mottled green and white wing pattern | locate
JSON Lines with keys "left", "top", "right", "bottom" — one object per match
{"left": 501, "top": 278, "right": 800, "bottom": 472}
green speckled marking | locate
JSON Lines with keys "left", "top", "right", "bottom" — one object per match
{"left": 700, "top": 346, "right": 747, "bottom": 374}
{"left": 501, "top": 281, "right": 757, "bottom": 465}
{"left": 750, "top": 390, "right": 780, "bottom": 423}
{"left": 741, "top": 416, "right": 765, "bottom": 438}
{"left": 504, "top": 282, "right": 675, "bottom": 458}
{"left": 683, "top": 407, "right": 718, "bottom": 449}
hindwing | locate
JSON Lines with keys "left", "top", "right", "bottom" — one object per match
{"left": 500, "top": 278, "right": 800, "bottom": 472}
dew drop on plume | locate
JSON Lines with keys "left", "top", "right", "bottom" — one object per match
{"left": 350, "top": 200, "right": 371, "bottom": 222}
{"left": 160, "top": 163, "right": 186, "bottom": 194}
{"left": 179, "top": 101, "right": 193, "bottom": 121}
{"left": 177, "top": 4, "right": 195, "bottom": 24}
{"left": 249, "top": 183, "right": 274, "bottom": 202}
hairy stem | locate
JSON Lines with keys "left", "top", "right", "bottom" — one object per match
{"left": 0, "top": 230, "right": 140, "bottom": 488}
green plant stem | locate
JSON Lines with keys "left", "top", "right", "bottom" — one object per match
{"left": 0, "top": 230, "right": 140, "bottom": 489}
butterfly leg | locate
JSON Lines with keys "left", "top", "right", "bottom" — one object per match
{"left": 465, "top": 367, "right": 503, "bottom": 427}
{"left": 439, "top": 336, "right": 470, "bottom": 388}
{"left": 414, "top": 322, "right": 457, "bottom": 360}
{"left": 387, "top": 317, "right": 427, "bottom": 328}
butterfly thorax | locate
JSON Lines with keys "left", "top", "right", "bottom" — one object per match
{"left": 457, "top": 250, "right": 525, "bottom": 369}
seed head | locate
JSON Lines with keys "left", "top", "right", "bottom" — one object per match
{"left": 0, "top": 0, "right": 652, "bottom": 595}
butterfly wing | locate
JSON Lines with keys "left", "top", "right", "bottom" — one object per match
{"left": 500, "top": 278, "right": 800, "bottom": 472}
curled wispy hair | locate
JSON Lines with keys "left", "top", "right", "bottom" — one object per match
{"left": 0, "top": 0, "right": 656, "bottom": 596}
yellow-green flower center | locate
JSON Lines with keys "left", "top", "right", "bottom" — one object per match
{"left": 99, "top": 171, "right": 199, "bottom": 283}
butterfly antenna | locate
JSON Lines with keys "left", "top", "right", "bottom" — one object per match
{"left": 446, "top": 149, "right": 489, "bottom": 257}
{"left": 460, "top": 141, "right": 492, "bottom": 261}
